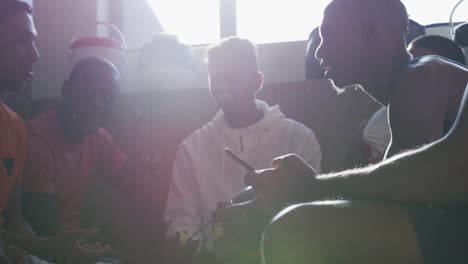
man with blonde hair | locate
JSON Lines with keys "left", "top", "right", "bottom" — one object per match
{"left": 165, "top": 37, "right": 322, "bottom": 253}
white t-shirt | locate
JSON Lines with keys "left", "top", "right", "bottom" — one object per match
{"left": 362, "top": 106, "right": 391, "bottom": 161}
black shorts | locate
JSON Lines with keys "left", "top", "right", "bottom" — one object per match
{"left": 405, "top": 204, "right": 468, "bottom": 264}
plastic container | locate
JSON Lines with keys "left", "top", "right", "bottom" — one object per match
{"left": 68, "top": 22, "right": 127, "bottom": 74}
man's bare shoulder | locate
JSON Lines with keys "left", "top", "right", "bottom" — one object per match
{"left": 405, "top": 56, "right": 467, "bottom": 84}
{"left": 393, "top": 56, "right": 467, "bottom": 97}
{"left": 386, "top": 57, "right": 467, "bottom": 156}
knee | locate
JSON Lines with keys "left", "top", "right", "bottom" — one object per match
{"left": 262, "top": 200, "right": 423, "bottom": 264}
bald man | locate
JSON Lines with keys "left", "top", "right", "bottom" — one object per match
{"left": 235, "top": 0, "right": 468, "bottom": 263}
{"left": 305, "top": 27, "right": 325, "bottom": 80}
{"left": 363, "top": 35, "right": 466, "bottom": 163}
{"left": 319, "top": 1, "right": 467, "bottom": 158}
{"left": 23, "top": 57, "right": 127, "bottom": 236}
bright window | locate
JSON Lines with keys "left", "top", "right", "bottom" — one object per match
{"left": 236, "top": 0, "right": 468, "bottom": 44}
{"left": 403, "top": 0, "right": 468, "bottom": 25}
{"left": 141, "top": 0, "right": 468, "bottom": 45}
{"left": 236, "top": 0, "right": 329, "bottom": 44}
{"left": 146, "top": 0, "right": 220, "bottom": 45}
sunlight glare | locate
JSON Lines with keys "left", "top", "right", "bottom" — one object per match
{"left": 147, "top": 0, "right": 220, "bottom": 45}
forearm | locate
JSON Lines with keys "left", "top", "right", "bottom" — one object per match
{"left": 3, "top": 182, "right": 37, "bottom": 237}
{"left": 4, "top": 217, "right": 36, "bottom": 237}
{"left": 315, "top": 139, "right": 468, "bottom": 205}
{"left": 165, "top": 194, "right": 202, "bottom": 239}
{"left": 0, "top": 228, "right": 45, "bottom": 256}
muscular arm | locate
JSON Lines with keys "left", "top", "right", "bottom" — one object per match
{"left": 385, "top": 64, "right": 447, "bottom": 158}
{"left": 0, "top": 228, "right": 45, "bottom": 257}
{"left": 316, "top": 82, "right": 468, "bottom": 205}
{"left": 3, "top": 184, "right": 35, "bottom": 236}
{"left": 317, "top": 138, "right": 465, "bottom": 205}
{"left": 249, "top": 80, "right": 468, "bottom": 206}
{"left": 1, "top": 182, "right": 44, "bottom": 256}
{"left": 1, "top": 187, "right": 45, "bottom": 255}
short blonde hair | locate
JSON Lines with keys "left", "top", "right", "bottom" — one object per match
{"left": 205, "top": 37, "right": 259, "bottom": 72}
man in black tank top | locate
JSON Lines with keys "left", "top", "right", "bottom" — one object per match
{"left": 230, "top": 0, "right": 468, "bottom": 263}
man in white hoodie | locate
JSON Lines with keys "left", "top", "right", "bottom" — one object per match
{"left": 164, "top": 37, "right": 322, "bottom": 252}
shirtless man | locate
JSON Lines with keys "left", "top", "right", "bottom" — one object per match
{"left": 236, "top": 0, "right": 468, "bottom": 263}
{"left": 319, "top": 0, "right": 466, "bottom": 158}
{"left": 363, "top": 35, "right": 466, "bottom": 163}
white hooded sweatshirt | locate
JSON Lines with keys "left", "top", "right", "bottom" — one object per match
{"left": 165, "top": 100, "right": 322, "bottom": 250}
